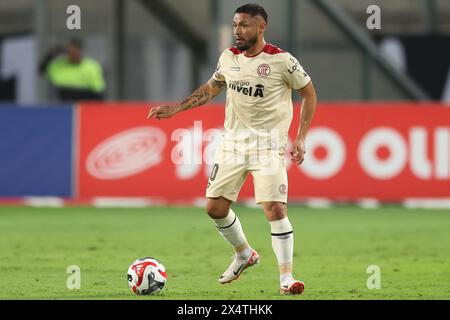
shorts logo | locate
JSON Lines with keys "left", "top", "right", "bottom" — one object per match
{"left": 279, "top": 184, "right": 287, "bottom": 195}
{"left": 257, "top": 64, "right": 271, "bottom": 77}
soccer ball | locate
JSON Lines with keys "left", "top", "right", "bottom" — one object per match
{"left": 127, "top": 257, "right": 167, "bottom": 295}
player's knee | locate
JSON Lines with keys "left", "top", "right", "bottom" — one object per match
{"left": 206, "top": 198, "right": 230, "bottom": 219}
{"left": 268, "top": 202, "right": 287, "bottom": 220}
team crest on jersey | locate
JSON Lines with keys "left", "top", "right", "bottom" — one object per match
{"left": 257, "top": 64, "right": 271, "bottom": 77}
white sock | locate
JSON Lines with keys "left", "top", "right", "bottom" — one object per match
{"left": 270, "top": 217, "right": 294, "bottom": 284}
{"left": 213, "top": 208, "right": 251, "bottom": 259}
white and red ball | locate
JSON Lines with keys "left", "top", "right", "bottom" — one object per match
{"left": 127, "top": 257, "right": 167, "bottom": 295}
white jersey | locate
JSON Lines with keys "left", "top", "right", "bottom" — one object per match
{"left": 213, "top": 43, "right": 311, "bottom": 156}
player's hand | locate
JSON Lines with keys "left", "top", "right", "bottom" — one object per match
{"left": 147, "top": 105, "right": 178, "bottom": 120}
{"left": 291, "top": 139, "right": 306, "bottom": 165}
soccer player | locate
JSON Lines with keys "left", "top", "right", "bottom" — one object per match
{"left": 147, "top": 3, "right": 317, "bottom": 295}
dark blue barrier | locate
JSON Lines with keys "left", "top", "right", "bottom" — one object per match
{"left": 0, "top": 106, "right": 73, "bottom": 197}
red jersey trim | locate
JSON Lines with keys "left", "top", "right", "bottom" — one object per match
{"left": 229, "top": 47, "right": 242, "bottom": 54}
{"left": 262, "top": 43, "right": 285, "bottom": 55}
{"left": 228, "top": 43, "right": 285, "bottom": 57}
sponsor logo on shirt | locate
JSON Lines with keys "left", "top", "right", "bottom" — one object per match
{"left": 287, "top": 55, "right": 301, "bottom": 74}
{"left": 228, "top": 80, "right": 265, "bottom": 98}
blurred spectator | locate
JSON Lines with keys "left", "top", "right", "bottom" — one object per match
{"left": 39, "top": 38, "right": 105, "bottom": 101}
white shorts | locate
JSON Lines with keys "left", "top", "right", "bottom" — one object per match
{"left": 205, "top": 148, "right": 288, "bottom": 204}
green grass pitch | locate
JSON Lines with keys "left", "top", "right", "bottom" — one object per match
{"left": 0, "top": 205, "right": 449, "bottom": 300}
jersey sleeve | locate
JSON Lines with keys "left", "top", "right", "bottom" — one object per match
{"left": 212, "top": 52, "right": 226, "bottom": 82}
{"left": 282, "top": 53, "right": 311, "bottom": 90}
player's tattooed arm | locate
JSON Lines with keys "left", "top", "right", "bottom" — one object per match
{"left": 178, "top": 84, "right": 212, "bottom": 111}
{"left": 147, "top": 76, "right": 226, "bottom": 119}
{"left": 178, "top": 77, "right": 226, "bottom": 111}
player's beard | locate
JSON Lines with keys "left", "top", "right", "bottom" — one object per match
{"left": 236, "top": 34, "right": 258, "bottom": 51}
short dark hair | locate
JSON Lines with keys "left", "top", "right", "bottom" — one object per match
{"left": 235, "top": 3, "right": 268, "bottom": 23}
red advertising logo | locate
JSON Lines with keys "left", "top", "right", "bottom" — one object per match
{"left": 86, "top": 127, "right": 166, "bottom": 180}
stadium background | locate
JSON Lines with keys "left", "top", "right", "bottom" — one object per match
{"left": 0, "top": 0, "right": 449, "bottom": 300}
